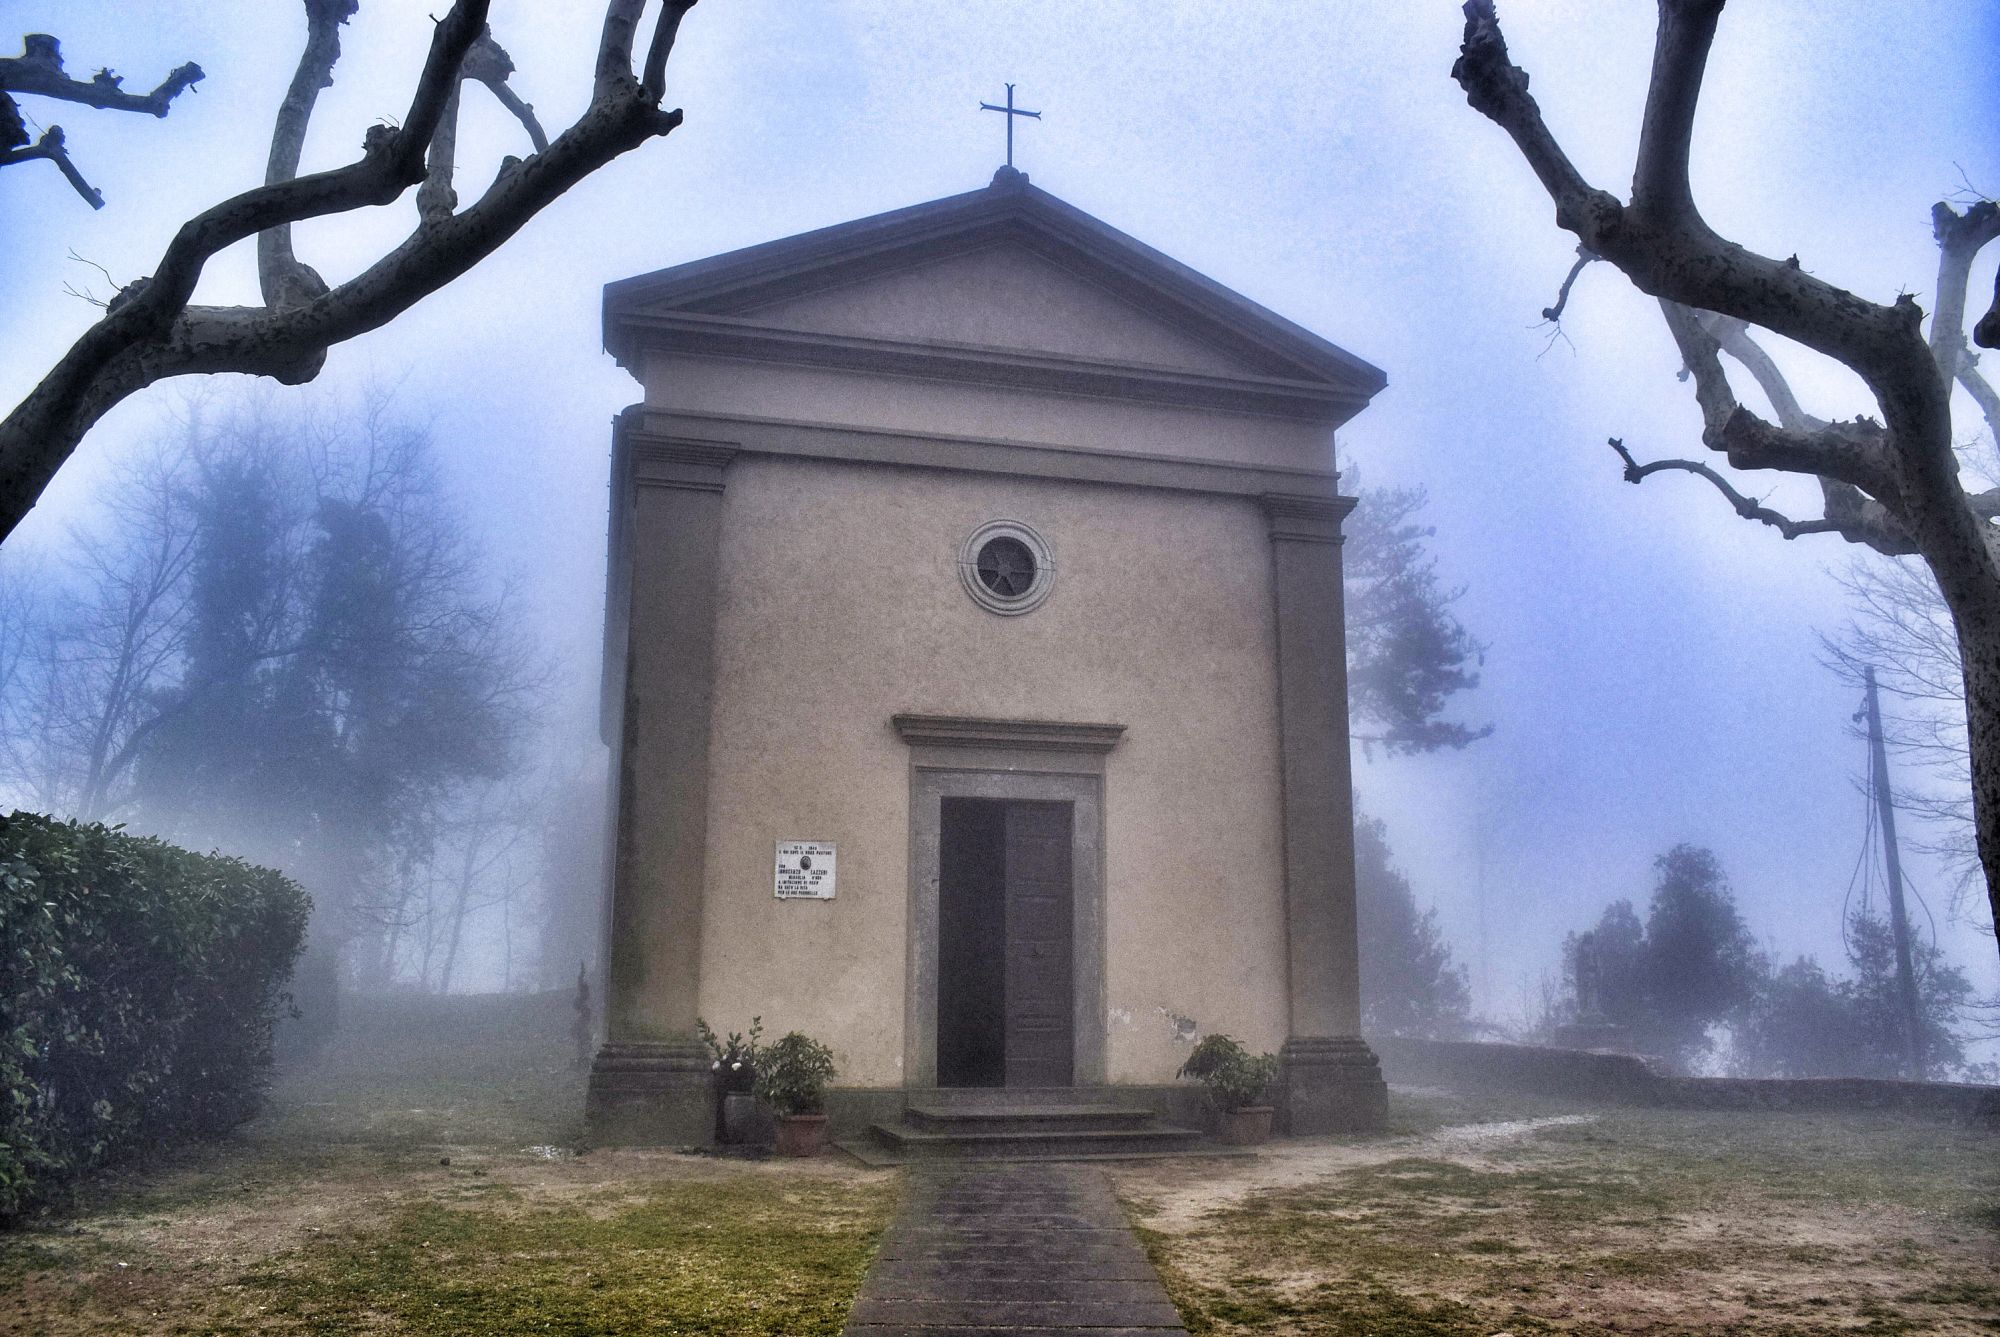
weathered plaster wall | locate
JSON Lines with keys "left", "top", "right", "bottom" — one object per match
{"left": 689, "top": 453, "right": 1292, "bottom": 1087}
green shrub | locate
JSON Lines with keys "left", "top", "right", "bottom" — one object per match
{"left": 1, "top": 811, "right": 309, "bottom": 1220}
{"left": 1177, "top": 1034, "right": 1279, "bottom": 1112}
{"left": 752, "top": 1032, "right": 836, "bottom": 1116}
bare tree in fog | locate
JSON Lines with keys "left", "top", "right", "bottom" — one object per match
{"left": 1455, "top": 1, "right": 2000, "bottom": 957}
{"left": 0, "top": 0, "right": 700, "bottom": 542}
{"left": 1825, "top": 558, "right": 1987, "bottom": 911}
{"left": 0, "top": 390, "right": 540, "bottom": 995}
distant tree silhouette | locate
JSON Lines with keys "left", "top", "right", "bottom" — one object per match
{"left": 1735, "top": 912, "right": 1973, "bottom": 1079}
{"left": 1344, "top": 477, "right": 1489, "bottom": 756}
{"left": 1558, "top": 844, "right": 1762, "bottom": 1068}
{"left": 1355, "top": 810, "right": 1472, "bottom": 1037}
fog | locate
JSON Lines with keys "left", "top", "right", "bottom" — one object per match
{"left": 3, "top": 2, "right": 1997, "bottom": 1064}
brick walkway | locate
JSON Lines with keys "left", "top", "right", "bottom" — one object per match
{"left": 843, "top": 1163, "right": 1187, "bottom": 1336}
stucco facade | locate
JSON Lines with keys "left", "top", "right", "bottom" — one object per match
{"left": 588, "top": 168, "right": 1390, "bottom": 1142}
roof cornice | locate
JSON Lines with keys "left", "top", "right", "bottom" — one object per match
{"left": 623, "top": 311, "right": 1370, "bottom": 424}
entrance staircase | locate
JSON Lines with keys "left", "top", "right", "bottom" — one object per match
{"left": 839, "top": 1088, "right": 1241, "bottom": 1165}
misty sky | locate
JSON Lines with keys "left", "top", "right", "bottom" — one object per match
{"left": 5, "top": 1, "right": 1999, "bottom": 1021}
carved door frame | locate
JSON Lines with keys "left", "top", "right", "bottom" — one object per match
{"left": 894, "top": 715, "right": 1121, "bottom": 1089}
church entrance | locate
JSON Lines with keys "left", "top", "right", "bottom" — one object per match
{"left": 935, "top": 797, "right": 1075, "bottom": 1088}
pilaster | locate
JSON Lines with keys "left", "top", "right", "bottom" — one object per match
{"left": 1262, "top": 491, "right": 1387, "bottom": 1133}
{"left": 586, "top": 416, "right": 739, "bottom": 1145}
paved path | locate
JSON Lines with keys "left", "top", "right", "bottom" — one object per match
{"left": 844, "top": 1163, "right": 1188, "bottom": 1336}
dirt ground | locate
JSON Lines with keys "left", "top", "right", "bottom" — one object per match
{"left": 0, "top": 993, "right": 898, "bottom": 1335}
{"left": 4, "top": 1001, "right": 1994, "bottom": 1335}
{"left": 1113, "top": 1086, "right": 2000, "bottom": 1336}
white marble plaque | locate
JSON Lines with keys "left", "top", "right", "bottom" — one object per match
{"left": 774, "top": 841, "right": 836, "bottom": 899}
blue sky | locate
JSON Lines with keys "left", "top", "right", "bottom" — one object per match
{"left": 5, "top": 1, "right": 1998, "bottom": 1016}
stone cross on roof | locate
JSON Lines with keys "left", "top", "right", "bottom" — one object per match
{"left": 978, "top": 82, "right": 1040, "bottom": 171}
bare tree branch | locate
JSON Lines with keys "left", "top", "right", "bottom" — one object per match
{"left": 1454, "top": 0, "right": 1949, "bottom": 466}
{"left": 1542, "top": 245, "right": 1596, "bottom": 323}
{"left": 420, "top": 29, "right": 548, "bottom": 225}
{"left": 0, "top": 34, "right": 203, "bottom": 117}
{"left": 1931, "top": 200, "right": 2000, "bottom": 444}
{"left": 1607, "top": 437, "right": 1848, "bottom": 541}
{"left": 0, "top": 126, "right": 102, "bottom": 208}
{"left": 259, "top": 0, "right": 357, "bottom": 309}
{"left": 1685, "top": 306, "right": 1823, "bottom": 433}
{"left": 1628, "top": 0, "right": 1723, "bottom": 228}
{"left": 0, "top": 0, "right": 700, "bottom": 543}
{"left": 1978, "top": 257, "right": 2000, "bottom": 350}
{"left": 1456, "top": 0, "right": 2000, "bottom": 953}
{"left": 0, "top": 33, "right": 203, "bottom": 209}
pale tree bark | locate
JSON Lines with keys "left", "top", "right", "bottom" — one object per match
{"left": 1454, "top": 0, "right": 2000, "bottom": 948}
{"left": 0, "top": 0, "right": 698, "bottom": 543}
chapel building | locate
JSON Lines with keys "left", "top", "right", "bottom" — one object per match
{"left": 588, "top": 167, "right": 1389, "bottom": 1144}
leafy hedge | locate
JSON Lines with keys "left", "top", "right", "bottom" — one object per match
{"left": 1, "top": 811, "right": 309, "bottom": 1219}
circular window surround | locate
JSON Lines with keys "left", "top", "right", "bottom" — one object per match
{"left": 958, "top": 519, "right": 1056, "bottom": 616}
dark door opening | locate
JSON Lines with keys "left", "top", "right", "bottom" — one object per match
{"left": 936, "top": 797, "right": 1075, "bottom": 1088}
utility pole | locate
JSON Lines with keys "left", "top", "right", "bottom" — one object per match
{"left": 1862, "top": 665, "right": 1926, "bottom": 1080}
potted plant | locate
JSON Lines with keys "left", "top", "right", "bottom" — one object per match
{"left": 1178, "top": 1034, "right": 1280, "bottom": 1145}
{"left": 754, "top": 1031, "right": 837, "bottom": 1157}
{"left": 697, "top": 1017, "right": 766, "bottom": 1144}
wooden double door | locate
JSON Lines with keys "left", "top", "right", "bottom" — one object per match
{"left": 935, "top": 798, "right": 1075, "bottom": 1088}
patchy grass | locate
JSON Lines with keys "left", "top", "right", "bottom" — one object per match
{"left": 0, "top": 992, "right": 897, "bottom": 1335}
{"left": 1117, "top": 1087, "right": 2000, "bottom": 1336}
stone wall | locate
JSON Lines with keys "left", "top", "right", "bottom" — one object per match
{"left": 1374, "top": 1036, "right": 2000, "bottom": 1122}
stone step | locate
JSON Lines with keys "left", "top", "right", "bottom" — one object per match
{"left": 904, "top": 1103, "right": 1155, "bottom": 1134}
{"left": 867, "top": 1120, "right": 1206, "bottom": 1162}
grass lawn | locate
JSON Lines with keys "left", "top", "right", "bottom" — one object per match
{"left": 7, "top": 1001, "right": 1995, "bottom": 1334}
{"left": 0, "top": 993, "right": 897, "bottom": 1335}
{"left": 1113, "top": 1087, "right": 2000, "bottom": 1336}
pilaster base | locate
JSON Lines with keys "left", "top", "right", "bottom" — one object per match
{"left": 1279, "top": 1035, "right": 1387, "bottom": 1134}
{"left": 585, "top": 1041, "right": 716, "bottom": 1147}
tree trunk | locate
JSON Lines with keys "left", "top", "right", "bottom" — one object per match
{"left": 1950, "top": 592, "right": 2000, "bottom": 940}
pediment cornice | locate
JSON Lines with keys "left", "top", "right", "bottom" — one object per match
{"left": 622, "top": 310, "right": 1369, "bottom": 422}
{"left": 604, "top": 173, "right": 1387, "bottom": 420}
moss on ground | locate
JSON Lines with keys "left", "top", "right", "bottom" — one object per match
{"left": 0, "top": 992, "right": 900, "bottom": 1335}
{"left": 1125, "top": 1089, "right": 2000, "bottom": 1336}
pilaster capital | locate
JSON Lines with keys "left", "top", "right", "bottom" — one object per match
{"left": 618, "top": 409, "right": 740, "bottom": 492}
{"left": 1260, "top": 492, "right": 1357, "bottom": 544}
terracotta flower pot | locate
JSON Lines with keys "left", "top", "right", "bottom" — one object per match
{"left": 774, "top": 1112, "right": 829, "bottom": 1157}
{"left": 1221, "top": 1105, "right": 1274, "bottom": 1146}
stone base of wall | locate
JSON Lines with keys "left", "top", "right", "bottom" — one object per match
{"left": 1279, "top": 1035, "right": 1388, "bottom": 1134}
{"left": 584, "top": 1040, "right": 717, "bottom": 1146}
{"left": 1374, "top": 1036, "right": 2000, "bottom": 1122}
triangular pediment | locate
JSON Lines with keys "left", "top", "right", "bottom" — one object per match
{"left": 604, "top": 171, "right": 1386, "bottom": 422}
{"left": 720, "top": 240, "right": 1279, "bottom": 380}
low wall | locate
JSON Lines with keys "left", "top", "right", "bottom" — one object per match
{"left": 1374, "top": 1036, "right": 2000, "bottom": 1122}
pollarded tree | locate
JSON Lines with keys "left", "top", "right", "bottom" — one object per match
{"left": 0, "top": 0, "right": 700, "bottom": 542}
{"left": 1453, "top": 2, "right": 2000, "bottom": 956}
